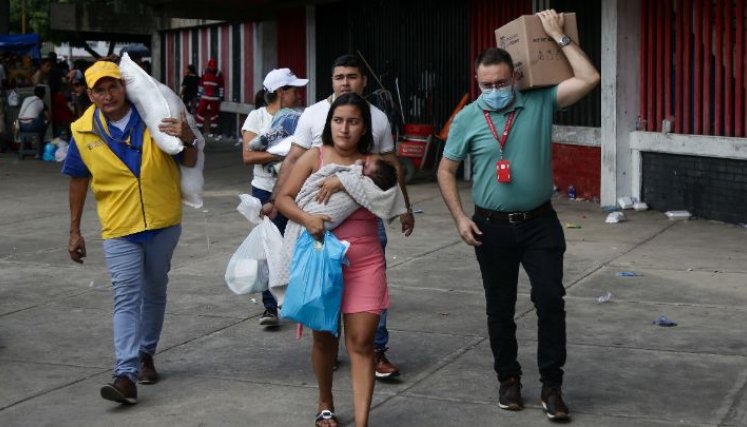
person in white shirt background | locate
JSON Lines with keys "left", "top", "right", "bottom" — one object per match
{"left": 241, "top": 68, "right": 308, "bottom": 327}
{"left": 17, "top": 85, "right": 50, "bottom": 158}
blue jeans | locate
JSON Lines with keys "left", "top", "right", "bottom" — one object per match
{"left": 102, "top": 225, "right": 181, "bottom": 381}
{"left": 374, "top": 218, "right": 389, "bottom": 350}
{"left": 251, "top": 186, "right": 287, "bottom": 311}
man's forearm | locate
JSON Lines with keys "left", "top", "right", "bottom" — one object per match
{"left": 561, "top": 42, "right": 600, "bottom": 86}
{"left": 69, "top": 177, "right": 89, "bottom": 234}
{"left": 437, "top": 162, "right": 467, "bottom": 223}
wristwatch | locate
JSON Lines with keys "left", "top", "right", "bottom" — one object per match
{"left": 557, "top": 34, "right": 572, "bottom": 47}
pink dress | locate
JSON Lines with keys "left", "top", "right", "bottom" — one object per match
{"left": 317, "top": 148, "right": 389, "bottom": 314}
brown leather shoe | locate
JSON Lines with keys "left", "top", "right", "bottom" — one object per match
{"left": 374, "top": 348, "right": 400, "bottom": 379}
{"left": 138, "top": 353, "right": 159, "bottom": 384}
{"left": 100, "top": 376, "right": 137, "bottom": 405}
{"left": 498, "top": 376, "right": 523, "bottom": 410}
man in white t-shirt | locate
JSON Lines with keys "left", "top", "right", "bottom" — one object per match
{"left": 272, "top": 54, "right": 414, "bottom": 379}
{"left": 17, "top": 85, "right": 50, "bottom": 157}
{"left": 241, "top": 68, "right": 308, "bottom": 327}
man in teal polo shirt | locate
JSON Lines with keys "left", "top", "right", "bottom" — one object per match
{"left": 437, "top": 9, "right": 599, "bottom": 421}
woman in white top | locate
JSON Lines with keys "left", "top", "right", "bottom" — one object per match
{"left": 241, "top": 68, "right": 308, "bottom": 327}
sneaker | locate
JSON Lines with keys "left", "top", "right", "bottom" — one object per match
{"left": 259, "top": 309, "right": 279, "bottom": 326}
{"left": 541, "top": 386, "right": 570, "bottom": 420}
{"left": 138, "top": 352, "right": 159, "bottom": 384}
{"left": 498, "top": 376, "right": 523, "bottom": 410}
{"left": 374, "top": 348, "right": 400, "bottom": 379}
{"left": 100, "top": 375, "right": 137, "bottom": 405}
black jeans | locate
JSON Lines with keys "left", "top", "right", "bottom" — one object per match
{"left": 473, "top": 206, "right": 566, "bottom": 388}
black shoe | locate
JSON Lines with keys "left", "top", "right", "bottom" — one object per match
{"left": 498, "top": 376, "right": 523, "bottom": 410}
{"left": 138, "top": 352, "right": 159, "bottom": 384}
{"left": 100, "top": 376, "right": 137, "bottom": 405}
{"left": 259, "top": 309, "right": 279, "bottom": 326}
{"left": 541, "top": 386, "right": 570, "bottom": 420}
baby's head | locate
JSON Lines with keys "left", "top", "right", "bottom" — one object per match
{"left": 363, "top": 158, "right": 398, "bottom": 191}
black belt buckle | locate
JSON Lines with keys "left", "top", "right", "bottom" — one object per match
{"left": 507, "top": 212, "right": 527, "bottom": 223}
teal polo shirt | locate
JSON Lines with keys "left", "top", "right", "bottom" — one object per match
{"left": 443, "top": 86, "right": 558, "bottom": 212}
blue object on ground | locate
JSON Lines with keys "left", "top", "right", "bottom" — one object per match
{"left": 617, "top": 271, "right": 643, "bottom": 277}
{"left": 653, "top": 315, "right": 677, "bottom": 327}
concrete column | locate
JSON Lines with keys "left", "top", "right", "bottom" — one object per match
{"left": 253, "top": 21, "right": 278, "bottom": 94}
{"left": 600, "top": 0, "right": 640, "bottom": 206}
{"left": 305, "top": 5, "right": 317, "bottom": 104}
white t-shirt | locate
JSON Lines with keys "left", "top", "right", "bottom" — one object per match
{"left": 18, "top": 96, "right": 45, "bottom": 120}
{"left": 293, "top": 96, "right": 394, "bottom": 154}
{"left": 241, "top": 106, "right": 276, "bottom": 191}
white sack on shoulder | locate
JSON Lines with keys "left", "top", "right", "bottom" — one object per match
{"left": 119, "top": 53, "right": 183, "bottom": 154}
{"left": 119, "top": 53, "right": 206, "bottom": 209}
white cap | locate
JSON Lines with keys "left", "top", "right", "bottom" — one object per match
{"left": 263, "top": 68, "right": 309, "bottom": 93}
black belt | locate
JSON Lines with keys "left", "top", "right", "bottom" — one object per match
{"left": 474, "top": 201, "right": 554, "bottom": 224}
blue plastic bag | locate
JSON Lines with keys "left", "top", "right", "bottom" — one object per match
{"left": 280, "top": 230, "right": 348, "bottom": 336}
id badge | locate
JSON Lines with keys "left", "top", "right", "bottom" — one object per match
{"left": 496, "top": 159, "right": 511, "bottom": 183}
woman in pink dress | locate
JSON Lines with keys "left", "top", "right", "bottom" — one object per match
{"left": 276, "top": 93, "right": 388, "bottom": 427}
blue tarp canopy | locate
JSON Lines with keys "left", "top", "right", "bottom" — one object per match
{"left": 0, "top": 34, "right": 42, "bottom": 59}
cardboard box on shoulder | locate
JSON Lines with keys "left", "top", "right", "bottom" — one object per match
{"left": 494, "top": 13, "right": 578, "bottom": 91}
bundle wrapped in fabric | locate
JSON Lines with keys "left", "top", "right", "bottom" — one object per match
{"left": 118, "top": 53, "right": 205, "bottom": 208}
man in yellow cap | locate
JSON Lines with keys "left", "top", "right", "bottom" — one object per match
{"left": 62, "top": 59, "right": 199, "bottom": 405}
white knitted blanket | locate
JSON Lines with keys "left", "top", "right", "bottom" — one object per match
{"left": 267, "top": 163, "right": 407, "bottom": 304}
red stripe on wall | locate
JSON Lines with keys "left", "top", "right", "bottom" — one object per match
{"left": 723, "top": 0, "right": 733, "bottom": 136}
{"left": 714, "top": 0, "right": 723, "bottom": 136}
{"left": 646, "top": 3, "right": 654, "bottom": 131}
{"left": 664, "top": 0, "right": 672, "bottom": 123}
{"left": 702, "top": 0, "right": 711, "bottom": 135}
{"left": 683, "top": 0, "right": 692, "bottom": 134}
{"left": 655, "top": 0, "right": 664, "bottom": 131}
{"left": 694, "top": 0, "right": 702, "bottom": 134}
{"left": 737, "top": 0, "right": 745, "bottom": 136}
{"left": 675, "top": 0, "right": 683, "bottom": 133}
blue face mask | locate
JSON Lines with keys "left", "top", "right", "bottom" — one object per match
{"left": 481, "top": 86, "right": 514, "bottom": 110}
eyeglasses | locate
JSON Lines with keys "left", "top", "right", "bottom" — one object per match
{"left": 478, "top": 79, "right": 513, "bottom": 92}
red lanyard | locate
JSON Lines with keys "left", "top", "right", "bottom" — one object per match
{"left": 483, "top": 110, "right": 516, "bottom": 159}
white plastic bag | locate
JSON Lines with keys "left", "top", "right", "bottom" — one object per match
{"left": 225, "top": 222, "right": 271, "bottom": 295}
{"left": 119, "top": 53, "right": 205, "bottom": 209}
{"left": 7, "top": 90, "right": 19, "bottom": 107}
{"left": 54, "top": 140, "right": 69, "bottom": 162}
{"left": 225, "top": 195, "right": 283, "bottom": 295}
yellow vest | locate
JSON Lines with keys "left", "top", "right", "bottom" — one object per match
{"left": 70, "top": 106, "right": 182, "bottom": 239}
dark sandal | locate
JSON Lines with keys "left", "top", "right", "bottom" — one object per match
{"left": 315, "top": 409, "right": 338, "bottom": 427}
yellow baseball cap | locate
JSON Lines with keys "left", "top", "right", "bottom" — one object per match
{"left": 85, "top": 61, "right": 122, "bottom": 89}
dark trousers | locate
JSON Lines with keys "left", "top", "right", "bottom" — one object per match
{"left": 473, "top": 207, "right": 567, "bottom": 388}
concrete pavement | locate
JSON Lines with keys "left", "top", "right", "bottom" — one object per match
{"left": 1, "top": 145, "right": 746, "bottom": 426}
